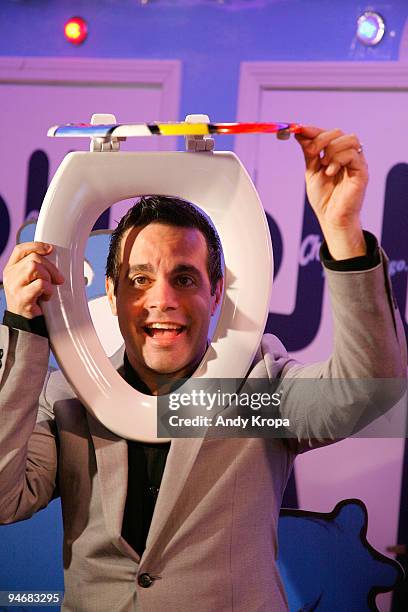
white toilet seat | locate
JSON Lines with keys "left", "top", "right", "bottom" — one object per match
{"left": 35, "top": 150, "right": 273, "bottom": 441}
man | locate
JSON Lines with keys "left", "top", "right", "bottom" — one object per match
{"left": 0, "top": 126, "right": 406, "bottom": 611}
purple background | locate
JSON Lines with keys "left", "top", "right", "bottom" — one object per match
{"left": 1, "top": 1, "right": 408, "bottom": 610}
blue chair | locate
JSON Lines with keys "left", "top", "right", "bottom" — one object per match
{"left": 277, "top": 499, "right": 404, "bottom": 611}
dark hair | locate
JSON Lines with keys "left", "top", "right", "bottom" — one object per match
{"left": 106, "top": 195, "right": 223, "bottom": 294}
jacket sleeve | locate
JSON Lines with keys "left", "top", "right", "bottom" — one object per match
{"left": 0, "top": 325, "right": 58, "bottom": 523}
{"left": 261, "top": 247, "right": 407, "bottom": 453}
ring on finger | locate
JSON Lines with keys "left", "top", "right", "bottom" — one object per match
{"left": 357, "top": 143, "right": 364, "bottom": 154}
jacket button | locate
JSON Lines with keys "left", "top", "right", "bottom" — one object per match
{"left": 138, "top": 573, "right": 154, "bottom": 588}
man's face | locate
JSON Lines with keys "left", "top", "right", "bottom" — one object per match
{"left": 106, "top": 222, "right": 222, "bottom": 388}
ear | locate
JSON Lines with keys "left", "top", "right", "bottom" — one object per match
{"left": 105, "top": 277, "right": 118, "bottom": 316}
{"left": 211, "top": 277, "right": 223, "bottom": 316}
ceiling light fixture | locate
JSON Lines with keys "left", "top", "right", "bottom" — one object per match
{"left": 64, "top": 17, "right": 88, "bottom": 45}
{"left": 356, "top": 11, "right": 385, "bottom": 46}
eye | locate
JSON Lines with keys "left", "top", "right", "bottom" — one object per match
{"left": 175, "top": 275, "right": 195, "bottom": 288}
{"left": 132, "top": 275, "right": 150, "bottom": 286}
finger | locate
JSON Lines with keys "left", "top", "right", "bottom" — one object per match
{"left": 23, "top": 278, "right": 54, "bottom": 304}
{"left": 22, "top": 254, "right": 64, "bottom": 284}
{"left": 320, "top": 134, "right": 362, "bottom": 165}
{"left": 3, "top": 260, "right": 48, "bottom": 293}
{"left": 307, "top": 128, "right": 345, "bottom": 158}
{"left": 295, "top": 126, "right": 325, "bottom": 160}
{"left": 325, "top": 161, "right": 342, "bottom": 177}
{"left": 295, "top": 126, "right": 326, "bottom": 149}
{"left": 7, "top": 242, "right": 53, "bottom": 266}
{"left": 324, "top": 150, "right": 365, "bottom": 176}
{"left": 295, "top": 126, "right": 335, "bottom": 172}
{"left": 295, "top": 125, "right": 326, "bottom": 141}
{"left": 39, "top": 291, "right": 53, "bottom": 303}
{"left": 22, "top": 261, "right": 52, "bottom": 286}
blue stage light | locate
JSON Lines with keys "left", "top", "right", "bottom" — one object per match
{"left": 356, "top": 11, "right": 385, "bottom": 46}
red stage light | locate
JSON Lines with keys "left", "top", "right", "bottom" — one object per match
{"left": 64, "top": 17, "right": 88, "bottom": 45}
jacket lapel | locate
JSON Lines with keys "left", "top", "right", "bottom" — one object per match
{"left": 85, "top": 346, "right": 202, "bottom": 563}
{"left": 87, "top": 411, "right": 203, "bottom": 564}
{"left": 86, "top": 410, "right": 140, "bottom": 561}
{"left": 141, "top": 437, "right": 204, "bottom": 562}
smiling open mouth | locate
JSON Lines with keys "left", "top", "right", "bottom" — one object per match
{"left": 143, "top": 323, "right": 186, "bottom": 338}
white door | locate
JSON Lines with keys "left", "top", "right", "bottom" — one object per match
{"left": 236, "top": 61, "right": 408, "bottom": 611}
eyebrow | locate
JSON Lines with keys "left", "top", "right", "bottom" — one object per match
{"left": 128, "top": 264, "right": 154, "bottom": 275}
{"left": 128, "top": 263, "right": 203, "bottom": 278}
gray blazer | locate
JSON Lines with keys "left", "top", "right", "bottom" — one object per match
{"left": 0, "top": 251, "right": 406, "bottom": 612}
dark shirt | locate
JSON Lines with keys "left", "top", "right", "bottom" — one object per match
{"left": 121, "top": 353, "right": 171, "bottom": 556}
{"left": 1, "top": 231, "right": 381, "bottom": 555}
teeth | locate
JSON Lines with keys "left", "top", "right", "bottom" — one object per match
{"left": 146, "top": 323, "right": 183, "bottom": 330}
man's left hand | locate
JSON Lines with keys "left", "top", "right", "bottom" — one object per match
{"left": 295, "top": 126, "right": 369, "bottom": 260}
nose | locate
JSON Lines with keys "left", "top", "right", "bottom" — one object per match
{"left": 147, "top": 277, "right": 179, "bottom": 311}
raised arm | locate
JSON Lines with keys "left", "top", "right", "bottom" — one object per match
{"left": 0, "top": 241, "right": 64, "bottom": 522}
{"left": 264, "top": 127, "right": 407, "bottom": 451}
{"left": 295, "top": 125, "right": 368, "bottom": 260}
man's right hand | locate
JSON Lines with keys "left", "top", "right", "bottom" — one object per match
{"left": 3, "top": 242, "right": 65, "bottom": 319}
